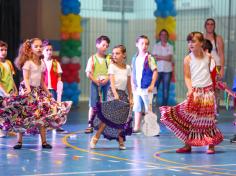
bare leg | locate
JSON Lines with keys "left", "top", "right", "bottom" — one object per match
{"left": 133, "top": 112, "right": 142, "bottom": 131}
{"left": 88, "top": 107, "right": 94, "bottom": 127}
{"left": 13, "top": 133, "right": 23, "bottom": 149}
{"left": 94, "top": 122, "right": 106, "bottom": 139}
{"left": 90, "top": 122, "right": 106, "bottom": 148}
{"left": 118, "top": 131, "right": 126, "bottom": 150}
{"left": 207, "top": 145, "right": 215, "bottom": 154}
{"left": 85, "top": 107, "right": 95, "bottom": 133}
{"left": 17, "top": 132, "right": 23, "bottom": 143}
{"left": 40, "top": 127, "right": 52, "bottom": 149}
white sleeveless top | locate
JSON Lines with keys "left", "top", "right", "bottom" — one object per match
{"left": 211, "top": 40, "right": 221, "bottom": 66}
{"left": 189, "top": 52, "right": 212, "bottom": 88}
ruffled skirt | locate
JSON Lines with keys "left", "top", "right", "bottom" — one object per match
{"left": 93, "top": 89, "right": 132, "bottom": 141}
{"left": 0, "top": 82, "right": 72, "bottom": 134}
{"left": 160, "top": 85, "right": 223, "bottom": 146}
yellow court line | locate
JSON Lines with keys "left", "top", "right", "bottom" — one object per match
{"left": 62, "top": 131, "right": 236, "bottom": 176}
{"left": 154, "top": 149, "right": 236, "bottom": 175}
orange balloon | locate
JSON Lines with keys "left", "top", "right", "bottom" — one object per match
{"left": 71, "top": 32, "right": 81, "bottom": 40}
{"left": 61, "top": 32, "right": 70, "bottom": 40}
{"left": 169, "top": 33, "right": 177, "bottom": 41}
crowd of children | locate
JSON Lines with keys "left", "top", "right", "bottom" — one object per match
{"left": 0, "top": 18, "right": 236, "bottom": 152}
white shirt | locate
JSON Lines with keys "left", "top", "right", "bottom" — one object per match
{"left": 189, "top": 53, "right": 212, "bottom": 87}
{"left": 22, "top": 60, "right": 45, "bottom": 87}
{"left": 108, "top": 64, "right": 131, "bottom": 91}
{"left": 152, "top": 42, "right": 173, "bottom": 72}
{"left": 135, "top": 54, "right": 146, "bottom": 88}
{"left": 44, "top": 59, "right": 63, "bottom": 89}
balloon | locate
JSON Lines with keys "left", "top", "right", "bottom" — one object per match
{"left": 61, "top": 0, "right": 81, "bottom": 15}
{"left": 60, "top": 14, "right": 83, "bottom": 33}
{"left": 71, "top": 32, "right": 81, "bottom": 40}
{"left": 156, "top": 16, "right": 176, "bottom": 36}
{"left": 60, "top": 40, "right": 82, "bottom": 57}
{"left": 154, "top": 0, "right": 177, "bottom": 17}
{"left": 61, "top": 32, "right": 70, "bottom": 40}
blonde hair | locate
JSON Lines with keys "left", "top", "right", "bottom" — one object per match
{"left": 15, "top": 38, "right": 41, "bottom": 70}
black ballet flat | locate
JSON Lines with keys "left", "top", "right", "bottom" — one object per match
{"left": 42, "top": 142, "right": 52, "bottom": 149}
{"left": 13, "top": 142, "right": 22, "bottom": 149}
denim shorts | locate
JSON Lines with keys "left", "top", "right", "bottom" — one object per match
{"left": 89, "top": 81, "right": 110, "bottom": 107}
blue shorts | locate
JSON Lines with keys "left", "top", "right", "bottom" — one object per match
{"left": 133, "top": 92, "right": 151, "bottom": 113}
{"left": 89, "top": 81, "right": 110, "bottom": 107}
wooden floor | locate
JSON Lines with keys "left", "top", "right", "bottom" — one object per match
{"left": 0, "top": 102, "right": 236, "bottom": 176}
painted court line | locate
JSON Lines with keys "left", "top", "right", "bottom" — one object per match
{"left": 22, "top": 167, "right": 161, "bottom": 176}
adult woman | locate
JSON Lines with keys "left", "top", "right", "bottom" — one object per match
{"left": 152, "top": 29, "right": 173, "bottom": 106}
{"left": 204, "top": 18, "right": 225, "bottom": 115}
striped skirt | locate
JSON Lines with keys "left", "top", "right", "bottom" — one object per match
{"left": 160, "top": 85, "right": 223, "bottom": 146}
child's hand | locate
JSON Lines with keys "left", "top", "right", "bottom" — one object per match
{"left": 129, "top": 98, "right": 134, "bottom": 107}
{"left": 4, "top": 93, "right": 10, "bottom": 97}
{"left": 94, "top": 79, "right": 100, "bottom": 86}
{"left": 147, "top": 85, "right": 154, "bottom": 93}
{"left": 186, "top": 90, "right": 192, "bottom": 97}
{"left": 100, "top": 78, "right": 108, "bottom": 85}
{"left": 24, "top": 88, "right": 31, "bottom": 95}
{"left": 114, "top": 93, "right": 119, "bottom": 100}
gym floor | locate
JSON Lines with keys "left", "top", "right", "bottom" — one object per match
{"left": 0, "top": 102, "right": 236, "bottom": 176}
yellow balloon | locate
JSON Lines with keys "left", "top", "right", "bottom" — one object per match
{"left": 156, "top": 16, "right": 176, "bottom": 36}
{"left": 60, "top": 14, "right": 83, "bottom": 33}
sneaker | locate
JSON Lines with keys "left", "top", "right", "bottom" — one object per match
{"left": 119, "top": 143, "right": 126, "bottom": 150}
{"left": 230, "top": 135, "right": 236, "bottom": 143}
{"left": 132, "top": 129, "right": 141, "bottom": 134}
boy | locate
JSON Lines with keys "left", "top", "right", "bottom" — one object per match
{"left": 131, "top": 35, "right": 158, "bottom": 133}
{"left": 85, "top": 35, "right": 110, "bottom": 133}
{"left": 0, "top": 40, "right": 18, "bottom": 137}
{"left": 42, "top": 40, "right": 65, "bottom": 133}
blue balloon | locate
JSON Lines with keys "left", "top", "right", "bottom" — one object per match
{"left": 170, "top": 9, "right": 177, "bottom": 16}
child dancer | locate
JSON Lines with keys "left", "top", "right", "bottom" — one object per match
{"left": 85, "top": 35, "right": 110, "bottom": 133}
{"left": 9, "top": 38, "right": 72, "bottom": 149}
{"left": 90, "top": 45, "right": 133, "bottom": 150}
{"left": 131, "top": 35, "right": 158, "bottom": 133}
{"left": 160, "top": 32, "right": 223, "bottom": 154}
{"left": 42, "top": 40, "right": 66, "bottom": 133}
{"left": 0, "top": 40, "right": 18, "bottom": 137}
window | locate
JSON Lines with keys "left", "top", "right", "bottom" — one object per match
{"left": 103, "top": 0, "right": 134, "bottom": 13}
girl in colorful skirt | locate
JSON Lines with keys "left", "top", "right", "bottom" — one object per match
{"left": 90, "top": 45, "right": 133, "bottom": 150}
{"left": 2, "top": 38, "right": 72, "bottom": 149}
{"left": 160, "top": 32, "right": 223, "bottom": 154}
